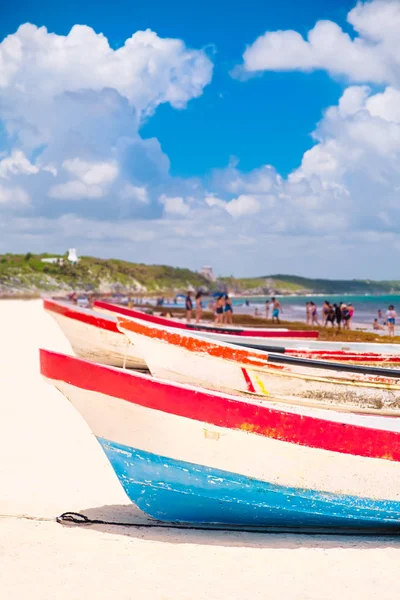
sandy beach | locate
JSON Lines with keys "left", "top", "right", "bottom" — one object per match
{"left": 2, "top": 299, "right": 400, "bottom": 600}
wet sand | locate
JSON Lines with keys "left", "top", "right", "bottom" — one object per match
{"left": 1, "top": 299, "right": 400, "bottom": 600}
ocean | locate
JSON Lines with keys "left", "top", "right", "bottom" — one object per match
{"left": 231, "top": 294, "right": 400, "bottom": 325}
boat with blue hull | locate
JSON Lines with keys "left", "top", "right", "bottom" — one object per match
{"left": 40, "top": 349, "right": 400, "bottom": 532}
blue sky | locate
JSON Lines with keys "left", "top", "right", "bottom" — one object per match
{"left": 1, "top": 0, "right": 400, "bottom": 278}
{"left": 1, "top": 0, "right": 351, "bottom": 177}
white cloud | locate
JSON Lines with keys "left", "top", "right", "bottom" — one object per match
{"left": 0, "top": 24, "right": 213, "bottom": 119}
{"left": 49, "top": 180, "right": 104, "bottom": 200}
{"left": 0, "top": 183, "right": 30, "bottom": 205}
{"left": 120, "top": 184, "right": 149, "bottom": 203}
{"left": 225, "top": 194, "right": 261, "bottom": 217}
{"left": 63, "top": 158, "right": 119, "bottom": 186}
{"left": 241, "top": 0, "right": 400, "bottom": 85}
{"left": 160, "top": 194, "right": 190, "bottom": 216}
{"left": 0, "top": 150, "right": 39, "bottom": 178}
{"left": 0, "top": 23, "right": 212, "bottom": 219}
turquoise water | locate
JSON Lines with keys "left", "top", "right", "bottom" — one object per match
{"left": 231, "top": 294, "right": 400, "bottom": 324}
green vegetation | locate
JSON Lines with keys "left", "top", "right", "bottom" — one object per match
{"left": 2, "top": 252, "right": 400, "bottom": 298}
{"left": 0, "top": 253, "right": 209, "bottom": 294}
{"left": 222, "top": 274, "right": 400, "bottom": 295}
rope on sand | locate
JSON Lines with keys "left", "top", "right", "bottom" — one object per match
{"left": 55, "top": 511, "right": 400, "bottom": 536}
{"left": 2, "top": 511, "right": 400, "bottom": 536}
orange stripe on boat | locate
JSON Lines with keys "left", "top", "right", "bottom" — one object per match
{"left": 118, "top": 318, "right": 278, "bottom": 369}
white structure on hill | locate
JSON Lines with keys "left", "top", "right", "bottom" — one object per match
{"left": 41, "top": 248, "right": 79, "bottom": 265}
{"left": 41, "top": 257, "right": 61, "bottom": 264}
{"left": 200, "top": 265, "right": 216, "bottom": 282}
{"left": 68, "top": 248, "right": 78, "bottom": 263}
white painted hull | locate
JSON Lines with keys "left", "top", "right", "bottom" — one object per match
{"left": 40, "top": 350, "right": 400, "bottom": 529}
{"left": 119, "top": 318, "right": 400, "bottom": 413}
{"left": 55, "top": 381, "right": 400, "bottom": 502}
{"left": 48, "top": 311, "right": 146, "bottom": 370}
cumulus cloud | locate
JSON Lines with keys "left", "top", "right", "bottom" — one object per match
{"left": 0, "top": 183, "right": 30, "bottom": 205}
{"left": 160, "top": 194, "right": 191, "bottom": 216}
{"left": 0, "top": 23, "right": 213, "bottom": 216}
{"left": 241, "top": 0, "right": 400, "bottom": 85}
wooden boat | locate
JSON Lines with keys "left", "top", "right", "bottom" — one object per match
{"left": 40, "top": 348, "right": 400, "bottom": 532}
{"left": 94, "top": 300, "right": 320, "bottom": 341}
{"left": 95, "top": 300, "right": 400, "bottom": 357}
{"left": 45, "top": 298, "right": 400, "bottom": 371}
{"left": 118, "top": 317, "right": 400, "bottom": 412}
{"left": 43, "top": 299, "right": 147, "bottom": 370}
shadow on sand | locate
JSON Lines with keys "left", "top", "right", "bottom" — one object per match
{"left": 56, "top": 504, "right": 400, "bottom": 550}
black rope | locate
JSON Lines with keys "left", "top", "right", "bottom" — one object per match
{"left": 56, "top": 512, "right": 400, "bottom": 536}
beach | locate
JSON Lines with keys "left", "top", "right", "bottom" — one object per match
{"left": 2, "top": 299, "right": 400, "bottom": 600}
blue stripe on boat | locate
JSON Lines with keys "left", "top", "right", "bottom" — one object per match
{"left": 97, "top": 437, "right": 400, "bottom": 529}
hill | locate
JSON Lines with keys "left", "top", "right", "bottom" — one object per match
{"left": 221, "top": 274, "right": 400, "bottom": 295}
{"left": 0, "top": 253, "right": 210, "bottom": 296}
{"left": 1, "top": 253, "right": 400, "bottom": 297}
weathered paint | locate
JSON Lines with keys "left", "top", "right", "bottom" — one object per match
{"left": 40, "top": 349, "right": 400, "bottom": 529}
{"left": 40, "top": 349, "right": 400, "bottom": 462}
{"left": 44, "top": 299, "right": 146, "bottom": 369}
{"left": 98, "top": 439, "right": 400, "bottom": 528}
{"left": 118, "top": 316, "right": 400, "bottom": 412}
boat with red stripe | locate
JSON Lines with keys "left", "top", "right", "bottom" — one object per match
{"left": 40, "top": 348, "right": 400, "bottom": 532}
{"left": 45, "top": 298, "right": 400, "bottom": 369}
{"left": 118, "top": 316, "right": 400, "bottom": 413}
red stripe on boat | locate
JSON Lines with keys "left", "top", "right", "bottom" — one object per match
{"left": 241, "top": 367, "right": 257, "bottom": 393}
{"left": 43, "top": 299, "right": 119, "bottom": 334}
{"left": 94, "top": 300, "right": 319, "bottom": 339}
{"left": 40, "top": 349, "right": 400, "bottom": 463}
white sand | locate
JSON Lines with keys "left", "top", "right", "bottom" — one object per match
{"left": 1, "top": 299, "right": 400, "bottom": 600}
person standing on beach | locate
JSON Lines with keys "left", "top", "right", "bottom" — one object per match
{"left": 310, "top": 302, "right": 319, "bottom": 326}
{"left": 271, "top": 297, "right": 282, "bottom": 323}
{"left": 322, "top": 301, "right": 330, "bottom": 326}
{"left": 348, "top": 303, "right": 355, "bottom": 329}
{"left": 325, "top": 303, "right": 335, "bottom": 327}
{"left": 385, "top": 305, "right": 397, "bottom": 337}
{"left": 224, "top": 295, "right": 233, "bottom": 324}
{"left": 214, "top": 295, "right": 225, "bottom": 324}
{"left": 335, "top": 303, "right": 342, "bottom": 329}
{"left": 265, "top": 300, "right": 270, "bottom": 320}
{"left": 185, "top": 290, "right": 193, "bottom": 322}
{"left": 195, "top": 291, "right": 202, "bottom": 324}
{"left": 342, "top": 304, "right": 351, "bottom": 330}
{"left": 305, "top": 302, "right": 311, "bottom": 325}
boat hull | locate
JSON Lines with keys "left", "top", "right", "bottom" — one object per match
{"left": 93, "top": 300, "right": 319, "bottom": 339}
{"left": 44, "top": 300, "right": 146, "bottom": 370}
{"left": 40, "top": 350, "right": 400, "bottom": 530}
{"left": 118, "top": 317, "right": 400, "bottom": 412}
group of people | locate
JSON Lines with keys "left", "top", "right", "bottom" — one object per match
{"left": 185, "top": 291, "right": 233, "bottom": 324}
{"left": 373, "top": 306, "right": 397, "bottom": 336}
{"left": 306, "top": 301, "right": 355, "bottom": 329}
